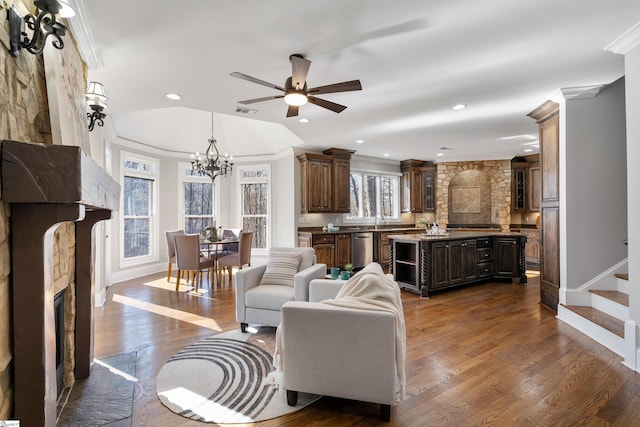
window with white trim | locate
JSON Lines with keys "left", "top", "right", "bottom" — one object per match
{"left": 179, "top": 164, "right": 215, "bottom": 234}
{"left": 120, "top": 152, "right": 159, "bottom": 266}
{"left": 346, "top": 171, "right": 400, "bottom": 221}
{"left": 238, "top": 165, "right": 270, "bottom": 249}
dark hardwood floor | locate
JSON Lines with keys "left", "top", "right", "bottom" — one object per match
{"left": 92, "top": 271, "right": 640, "bottom": 426}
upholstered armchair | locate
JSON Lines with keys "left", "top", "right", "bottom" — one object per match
{"left": 235, "top": 247, "right": 326, "bottom": 332}
{"left": 280, "top": 265, "right": 403, "bottom": 421}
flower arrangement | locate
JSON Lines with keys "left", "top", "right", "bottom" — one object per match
{"left": 343, "top": 263, "right": 354, "bottom": 273}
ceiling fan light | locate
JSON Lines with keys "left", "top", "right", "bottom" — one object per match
{"left": 284, "top": 92, "right": 308, "bottom": 106}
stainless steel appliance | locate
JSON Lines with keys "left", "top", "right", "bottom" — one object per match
{"left": 352, "top": 232, "right": 373, "bottom": 269}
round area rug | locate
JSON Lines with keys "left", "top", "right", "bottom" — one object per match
{"left": 156, "top": 328, "right": 320, "bottom": 424}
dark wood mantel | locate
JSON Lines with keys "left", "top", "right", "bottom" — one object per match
{"left": 1, "top": 140, "right": 120, "bottom": 427}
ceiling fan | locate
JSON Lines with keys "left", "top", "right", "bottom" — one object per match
{"left": 231, "top": 54, "right": 362, "bottom": 118}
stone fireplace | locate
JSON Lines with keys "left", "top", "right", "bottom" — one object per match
{"left": 1, "top": 140, "right": 119, "bottom": 427}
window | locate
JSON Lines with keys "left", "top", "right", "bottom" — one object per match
{"left": 238, "top": 165, "right": 270, "bottom": 249}
{"left": 121, "top": 152, "right": 159, "bottom": 266}
{"left": 180, "top": 164, "right": 215, "bottom": 234}
{"left": 347, "top": 171, "right": 400, "bottom": 221}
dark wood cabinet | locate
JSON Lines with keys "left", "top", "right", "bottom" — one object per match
{"left": 299, "top": 153, "right": 332, "bottom": 213}
{"left": 421, "top": 166, "right": 436, "bottom": 211}
{"left": 529, "top": 166, "right": 540, "bottom": 212}
{"left": 335, "top": 233, "right": 352, "bottom": 269}
{"left": 520, "top": 229, "right": 540, "bottom": 267}
{"left": 307, "top": 232, "right": 352, "bottom": 271}
{"left": 511, "top": 156, "right": 539, "bottom": 214}
{"left": 512, "top": 166, "right": 527, "bottom": 211}
{"left": 298, "top": 148, "right": 354, "bottom": 214}
{"left": 494, "top": 237, "right": 520, "bottom": 277}
{"left": 401, "top": 159, "right": 436, "bottom": 213}
{"left": 528, "top": 101, "right": 560, "bottom": 311}
{"left": 390, "top": 234, "right": 527, "bottom": 297}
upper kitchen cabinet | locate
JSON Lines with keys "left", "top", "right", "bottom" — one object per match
{"left": 298, "top": 148, "right": 355, "bottom": 213}
{"left": 510, "top": 155, "right": 540, "bottom": 213}
{"left": 401, "top": 159, "right": 436, "bottom": 213}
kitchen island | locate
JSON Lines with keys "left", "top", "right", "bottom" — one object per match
{"left": 389, "top": 232, "right": 527, "bottom": 297}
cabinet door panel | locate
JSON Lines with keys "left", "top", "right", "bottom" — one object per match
{"left": 308, "top": 160, "right": 333, "bottom": 212}
{"left": 495, "top": 238, "right": 518, "bottom": 277}
{"left": 335, "top": 233, "right": 351, "bottom": 269}
{"left": 431, "top": 242, "right": 449, "bottom": 288}
{"left": 332, "top": 159, "right": 351, "bottom": 213}
{"left": 314, "top": 243, "right": 335, "bottom": 270}
{"left": 541, "top": 115, "right": 559, "bottom": 202}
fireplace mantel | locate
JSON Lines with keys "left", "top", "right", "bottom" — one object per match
{"left": 1, "top": 140, "right": 120, "bottom": 427}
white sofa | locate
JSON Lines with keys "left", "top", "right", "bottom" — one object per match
{"left": 235, "top": 247, "right": 326, "bottom": 332}
{"left": 281, "top": 271, "right": 400, "bottom": 421}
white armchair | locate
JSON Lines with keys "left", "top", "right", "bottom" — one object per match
{"left": 280, "top": 267, "right": 402, "bottom": 421}
{"left": 235, "top": 247, "right": 326, "bottom": 332}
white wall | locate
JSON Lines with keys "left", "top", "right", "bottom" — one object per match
{"left": 563, "top": 79, "right": 628, "bottom": 291}
{"left": 625, "top": 42, "right": 640, "bottom": 344}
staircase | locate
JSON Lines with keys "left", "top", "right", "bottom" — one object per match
{"left": 558, "top": 273, "right": 634, "bottom": 367}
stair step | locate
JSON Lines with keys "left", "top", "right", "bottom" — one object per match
{"left": 615, "top": 273, "right": 629, "bottom": 281}
{"left": 590, "top": 290, "right": 629, "bottom": 307}
{"left": 561, "top": 305, "right": 624, "bottom": 338}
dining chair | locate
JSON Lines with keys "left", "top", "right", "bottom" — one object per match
{"left": 165, "top": 229, "right": 185, "bottom": 282}
{"left": 217, "top": 231, "right": 253, "bottom": 284}
{"left": 174, "top": 234, "right": 215, "bottom": 292}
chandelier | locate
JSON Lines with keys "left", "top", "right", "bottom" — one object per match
{"left": 191, "top": 113, "right": 233, "bottom": 182}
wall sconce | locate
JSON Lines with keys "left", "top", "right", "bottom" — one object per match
{"left": 86, "top": 82, "right": 107, "bottom": 132}
{"left": 7, "top": 1, "right": 75, "bottom": 57}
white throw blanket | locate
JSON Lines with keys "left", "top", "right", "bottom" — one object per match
{"left": 272, "top": 262, "right": 406, "bottom": 402}
{"left": 322, "top": 263, "right": 406, "bottom": 401}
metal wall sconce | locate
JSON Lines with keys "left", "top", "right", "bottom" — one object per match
{"left": 86, "top": 82, "right": 107, "bottom": 132}
{"left": 7, "top": 1, "right": 75, "bottom": 57}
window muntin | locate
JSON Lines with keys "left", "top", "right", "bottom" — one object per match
{"left": 183, "top": 180, "right": 214, "bottom": 234}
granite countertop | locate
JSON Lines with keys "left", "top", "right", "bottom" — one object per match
{"left": 387, "top": 231, "right": 524, "bottom": 241}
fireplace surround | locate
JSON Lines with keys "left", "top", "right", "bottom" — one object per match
{"left": 1, "top": 140, "right": 119, "bottom": 427}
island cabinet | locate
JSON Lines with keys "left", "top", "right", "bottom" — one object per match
{"left": 375, "top": 229, "right": 417, "bottom": 272}
{"left": 389, "top": 233, "right": 527, "bottom": 298}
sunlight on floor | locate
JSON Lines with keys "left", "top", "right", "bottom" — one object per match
{"left": 112, "top": 294, "right": 223, "bottom": 332}
{"left": 93, "top": 358, "right": 139, "bottom": 382}
{"left": 158, "top": 386, "right": 254, "bottom": 423}
{"left": 526, "top": 270, "right": 540, "bottom": 277}
{"left": 143, "top": 277, "right": 194, "bottom": 292}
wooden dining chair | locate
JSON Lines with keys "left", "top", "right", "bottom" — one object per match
{"left": 174, "top": 234, "right": 215, "bottom": 292}
{"left": 165, "top": 229, "right": 185, "bottom": 282}
{"left": 217, "top": 231, "right": 253, "bottom": 284}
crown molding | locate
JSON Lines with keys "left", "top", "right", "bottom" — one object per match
{"left": 66, "top": 0, "right": 103, "bottom": 69}
{"left": 605, "top": 22, "right": 640, "bottom": 55}
{"left": 561, "top": 84, "right": 606, "bottom": 100}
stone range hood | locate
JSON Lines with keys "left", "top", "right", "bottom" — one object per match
{"left": 1, "top": 140, "right": 120, "bottom": 427}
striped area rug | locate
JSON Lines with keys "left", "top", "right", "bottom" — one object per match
{"left": 156, "top": 328, "right": 320, "bottom": 423}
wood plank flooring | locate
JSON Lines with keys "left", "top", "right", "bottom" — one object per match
{"left": 92, "top": 271, "right": 640, "bottom": 426}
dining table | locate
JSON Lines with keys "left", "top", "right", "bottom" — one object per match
{"left": 200, "top": 237, "right": 239, "bottom": 283}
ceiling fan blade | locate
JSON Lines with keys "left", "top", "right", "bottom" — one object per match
{"left": 308, "top": 80, "right": 362, "bottom": 95}
{"left": 238, "top": 95, "right": 284, "bottom": 105}
{"left": 290, "top": 54, "right": 311, "bottom": 89}
{"left": 286, "top": 105, "right": 299, "bottom": 117}
{"left": 230, "top": 72, "right": 285, "bottom": 92}
{"left": 307, "top": 96, "right": 348, "bottom": 113}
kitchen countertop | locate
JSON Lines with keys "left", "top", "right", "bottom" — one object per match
{"left": 386, "top": 231, "right": 525, "bottom": 241}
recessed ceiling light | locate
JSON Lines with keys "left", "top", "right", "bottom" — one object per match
{"left": 453, "top": 104, "right": 467, "bottom": 110}
{"left": 166, "top": 93, "right": 182, "bottom": 100}
{"left": 524, "top": 149, "right": 533, "bottom": 152}
{"left": 436, "top": 153, "right": 444, "bottom": 157}
{"left": 299, "top": 118, "right": 310, "bottom": 123}
{"left": 356, "top": 139, "right": 364, "bottom": 144}
{"left": 384, "top": 153, "right": 389, "bottom": 157}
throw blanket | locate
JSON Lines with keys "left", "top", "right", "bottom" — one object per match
{"left": 322, "top": 263, "right": 406, "bottom": 401}
{"left": 271, "top": 263, "right": 406, "bottom": 402}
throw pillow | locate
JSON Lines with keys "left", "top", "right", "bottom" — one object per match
{"left": 259, "top": 252, "right": 302, "bottom": 287}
